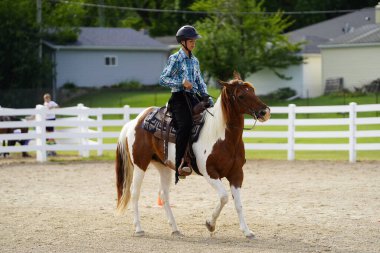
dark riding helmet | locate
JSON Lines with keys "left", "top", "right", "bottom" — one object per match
{"left": 176, "top": 25, "right": 201, "bottom": 43}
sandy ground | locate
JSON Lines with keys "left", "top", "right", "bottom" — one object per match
{"left": 0, "top": 159, "right": 379, "bottom": 253}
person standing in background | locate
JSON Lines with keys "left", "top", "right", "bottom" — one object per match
{"left": 43, "top": 93, "right": 59, "bottom": 156}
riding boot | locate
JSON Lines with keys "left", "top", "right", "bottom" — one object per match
{"left": 178, "top": 158, "right": 192, "bottom": 177}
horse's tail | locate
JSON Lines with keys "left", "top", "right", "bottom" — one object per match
{"left": 115, "top": 124, "right": 134, "bottom": 215}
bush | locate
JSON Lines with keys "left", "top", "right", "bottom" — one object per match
{"left": 62, "top": 82, "right": 77, "bottom": 89}
{"left": 111, "top": 80, "right": 142, "bottom": 90}
{"left": 266, "top": 87, "right": 297, "bottom": 100}
{"left": 363, "top": 78, "right": 380, "bottom": 93}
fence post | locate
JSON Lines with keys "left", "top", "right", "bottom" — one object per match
{"left": 78, "top": 103, "right": 90, "bottom": 158}
{"left": 0, "top": 107, "right": 3, "bottom": 148}
{"left": 97, "top": 111, "right": 103, "bottom": 156}
{"left": 349, "top": 102, "right": 357, "bottom": 163}
{"left": 35, "top": 105, "right": 47, "bottom": 162}
{"left": 123, "top": 105, "right": 130, "bottom": 122}
{"left": 287, "top": 104, "right": 296, "bottom": 161}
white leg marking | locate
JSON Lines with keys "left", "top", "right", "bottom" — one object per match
{"left": 152, "top": 161, "right": 181, "bottom": 235}
{"left": 206, "top": 178, "right": 228, "bottom": 232}
{"left": 231, "top": 186, "right": 254, "bottom": 238}
{"left": 131, "top": 166, "right": 145, "bottom": 235}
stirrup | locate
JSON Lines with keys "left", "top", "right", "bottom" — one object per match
{"left": 178, "top": 158, "right": 192, "bottom": 176}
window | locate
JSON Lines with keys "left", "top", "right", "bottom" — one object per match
{"left": 105, "top": 56, "right": 117, "bottom": 66}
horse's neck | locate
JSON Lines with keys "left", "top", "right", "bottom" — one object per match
{"left": 201, "top": 97, "right": 244, "bottom": 142}
{"left": 227, "top": 114, "right": 244, "bottom": 129}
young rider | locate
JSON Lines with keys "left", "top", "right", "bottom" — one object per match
{"left": 159, "top": 25, "right": 213, "bottom": 182}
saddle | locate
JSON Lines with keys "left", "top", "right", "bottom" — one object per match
{"left": 142, "top": 99, "right": 210, "bottom": 175}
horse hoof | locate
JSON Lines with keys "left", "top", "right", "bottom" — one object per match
{"left": 246, "top": 233, "right": 255, "bottom": 240}
{"left": 133, "top": 231, "right": 145, "bottom": 237}
{"left": 171, "top": 231, "right": 184, "bottom": 237}
{"left": 205, "top": 220, "right": 215, "bottom": 232}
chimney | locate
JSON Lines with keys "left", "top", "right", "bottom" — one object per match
{"left": 376, "top": 2, "right": 380, "bottom": 24}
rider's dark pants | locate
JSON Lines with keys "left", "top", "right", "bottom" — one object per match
{"left": 169, "top": 91, "right": 197, "bottom": 169}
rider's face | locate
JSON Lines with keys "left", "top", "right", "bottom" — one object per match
{"left": 183, "top": 39, "right": 196, "bottom": 51}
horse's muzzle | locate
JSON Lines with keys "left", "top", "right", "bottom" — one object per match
{"left": 255, "top": 107, "right": 271, "bottom": 122}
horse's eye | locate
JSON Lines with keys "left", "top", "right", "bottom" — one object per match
{"left": 238, "top": 95, "right": 244, "bottom": 99}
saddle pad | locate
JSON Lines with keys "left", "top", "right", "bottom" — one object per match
{"left": 142, "top": 107, "right": 206, "bottom": 143}
{"left": 142, "top": 107, "right": 176, "bottom": 143}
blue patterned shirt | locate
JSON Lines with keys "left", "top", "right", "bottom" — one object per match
{"left": 159, "top": 48, "right": 209, "bottom": 96}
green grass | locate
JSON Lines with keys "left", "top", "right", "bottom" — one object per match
{"left": 59, "top": 88, "right": 380, "bottom": 162}
{"left": 62, "top": 87, "right": 222, "bottom": 108}
{"left": 62, "top": 88, "right": 379, "bottom": 108}
{"left": 262, "top": 92, "right": 379, "bottom": 107}
{"left": 246, "top": 150, "right": 380, "bottom": 161}
{"left": 63, "top": 88, "right": 379, "bottom": 119}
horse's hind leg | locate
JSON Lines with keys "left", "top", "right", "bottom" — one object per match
{"left": 153, "top": 161, "right": 182, "bottom": 236}
{"left": 205, "top": 178, "right": 229, "bottom": 233}
{"left": 131, "top": 166, "right": 146, "bottom": 236}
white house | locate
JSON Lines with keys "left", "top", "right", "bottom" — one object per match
{"left": 247, "top": 6, "right": 378, "bottom": 98}
{"left": 44, "top": 27, "right": 170, "bottom": 91}
{"left": 320, "top": 5, "right": 380, "bottom": 91}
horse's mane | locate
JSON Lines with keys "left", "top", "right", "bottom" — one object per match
{"left": 220, "top": 86, "right": 232, "bottom": 124}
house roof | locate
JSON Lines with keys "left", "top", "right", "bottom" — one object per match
{"left": 287, "top": 7, "right": 375, "bottom": 53}
{"left": 154, "top": 36, "right": 180, "bottom": 50}
{"left": 320, "top": 24, "right": 380, "bottom": 47}
{"left": 44, "top": 27, "right": 169, "bottom": 51}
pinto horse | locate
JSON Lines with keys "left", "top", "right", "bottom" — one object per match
{"left": 115, "top": 72, "right": 270, "bottom": 238}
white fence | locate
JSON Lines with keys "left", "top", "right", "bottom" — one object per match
{"left": 1, "top": 103, "right": 379, "bottom": 162}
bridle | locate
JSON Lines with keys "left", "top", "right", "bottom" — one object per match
{"left": 182, "top": 81, "right": 267, "bottom": 131}
{"left": 228, "top": 81, "right": 266, "bottom": 131}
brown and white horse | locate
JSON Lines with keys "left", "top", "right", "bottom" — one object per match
{"left": 115, "top": 72, "right": 270, "bottom": 238}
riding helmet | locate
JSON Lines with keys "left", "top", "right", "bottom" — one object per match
{"left": 176, "top": 25, "right": 201, "bottom": 43}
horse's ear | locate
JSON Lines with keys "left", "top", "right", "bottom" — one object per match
{"left": 218, "top": 80, "right": 229, "bottom": 87}
{"left": 233, "top": 71, "right": 242, "bottom": 80}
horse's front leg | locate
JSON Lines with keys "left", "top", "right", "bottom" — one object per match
{"left": 231, "top": 186, "right": 254, "bottom": 239}
{"left": 205, "top": 178, "right": 228, "bottom": 233}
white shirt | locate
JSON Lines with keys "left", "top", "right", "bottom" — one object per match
{"left": 44, "top": 101, "right": 59, "bottom": 120}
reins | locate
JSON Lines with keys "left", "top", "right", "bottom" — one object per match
{"left": 182, "top": 86, "right": 260, "bottom": 131}
{"left": 227, "top": 115, "right": 258, "bottom": 131}
{"left": 184, "top": 91, "right": 215, "bottom": 117}
{"left": 243, "top": 115, "right": 258, "bottom": 130}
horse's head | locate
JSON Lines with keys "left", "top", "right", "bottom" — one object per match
{"left": 218, "top": 71, "right": 270, "bottom": 123}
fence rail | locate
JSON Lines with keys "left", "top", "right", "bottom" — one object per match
{"left": 1, "top": 103, "right": 379, "bottom": 162}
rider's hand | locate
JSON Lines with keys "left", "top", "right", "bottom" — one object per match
{"left": 207, "top": 97, "right": 214, "bottom": 107}
{"left": 183, "top": 79, "right": 193, "bottom": 90}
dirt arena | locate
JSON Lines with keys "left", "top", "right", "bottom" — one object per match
{"left": 0, "top": 159, "right": 379, "bottom": 253}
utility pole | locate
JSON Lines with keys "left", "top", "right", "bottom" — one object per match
{"left": 98, "top": 0, "right": 105, "bottom": 26}
{"left": 37, "top": 0, "right": 42, "bottom": 60}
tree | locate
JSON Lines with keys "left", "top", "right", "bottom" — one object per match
{"left": 41, "top": 0, "right": 86, "bottom": 44}
{"left": 0, "top": 0, "right": 51, "bottom": 90}
{"left": 107, "top": 0, "right": 200, "bottom": 36}
{"left": 191, "top": 0, "right": 303, "bottom": 81}
{"left": 67, "top": 0, "right": 201, "bottom": 36}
